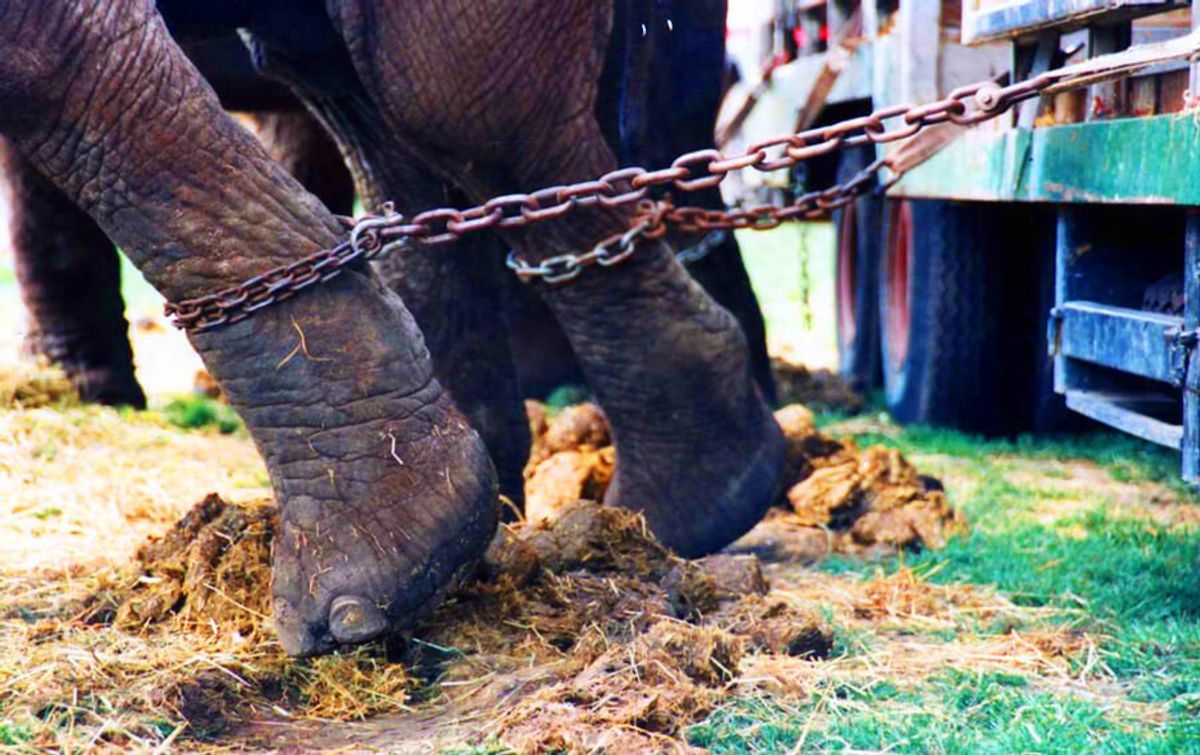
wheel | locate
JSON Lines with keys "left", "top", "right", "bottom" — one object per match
{"left": 831, "top": 146, "right": 882, "bottom": 391}
{"left": 879, "top": 198, "right": 1060, "bottom": 434}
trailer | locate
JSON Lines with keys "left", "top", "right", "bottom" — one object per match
{"left": 739, "top": 0, "right": 1200, "bottom": 479}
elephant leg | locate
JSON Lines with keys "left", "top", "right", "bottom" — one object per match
{"left": 638, "top": 0, "right": 776, "bottom": 406}
{"left": 330, "top": 0, "right": 785, "bottom": 557}
{"left": 501, "top": 281, "right": 586, "bottom": 399}
{"left": 247, "top": 109, "right": 356, "bottom": 217}
{"left": 0, "top": 138, "right": 145, "bottom": 407}
{"left": 680, "top": 229, "right": 777, "bottom": 406}
{"left": 0, "top": 0, "right": 496, "bottom": 656}
{"left": 361, "top": 175, "right": 532, "bottom": 512}
{"left": 339, "top": 134, "right": 531, "bottom": 510}
{"left": 239, "top": 40, "right": 531, "bottom": 508}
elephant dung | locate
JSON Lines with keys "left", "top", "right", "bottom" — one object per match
{"left": 111, "top": 493, "right": 273, "bottom": 635}
{"left": 526, "top": 402, "right": 611, "bottom": 466}
{"left": 523, "top": 401, "right": 615, "bottom": 522}
{"left": 772, "top": 404, "right": 964, "bottom": 553}
{"left": 771, "top": 358, "right": 864, "bottom": 414}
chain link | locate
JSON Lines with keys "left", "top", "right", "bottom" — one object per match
{"left": 165, "top": 31, "right": 1200, "bottom": 331}
{"left": 675, "top": 229, "right": 730, "bottom": 265}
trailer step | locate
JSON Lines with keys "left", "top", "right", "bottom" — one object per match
{"left": 1053, "top": 301, "right": 1186, "bottom": 386}
{"left": 1064, "top": 390, "right": 1183, "bottom": 448}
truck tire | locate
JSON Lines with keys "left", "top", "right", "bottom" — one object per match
{"left": 879, "top": 199, "right": 1023, "bottom": 433}
{"left": 831, "top": 146, "right": 882, "bottom": 391}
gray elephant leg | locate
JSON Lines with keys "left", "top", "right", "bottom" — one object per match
{"left": 501, "top": 281, "right": 586, "bottom": 399}
{"left": 344, "top": 141, "right": 531, "bottom": 511}
{"left": 330, "top": 0, "right": 784, "bottom": 557}
{"left": 1, "top": 138, "right": 145, "bottom": 407}
{"left": 679, "top": 227, "right": 777, "bottom": 406}
{"left": 239, "top": 39, "right": 531, "bottom": 508}
{"left": 0, "top": 0, "right": 496, "bottom": 656}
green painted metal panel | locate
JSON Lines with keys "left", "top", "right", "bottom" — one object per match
{"left": 890, "top": 114, "right": 1200, "bottom": 205}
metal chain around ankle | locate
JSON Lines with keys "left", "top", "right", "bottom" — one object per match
{"left": 505, "top": 202, "right": 669, "bottom": 284}
{"left": 164, "top": 31, "right": 1200, "bottom": 331}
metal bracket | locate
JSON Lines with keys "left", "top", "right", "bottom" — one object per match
{"left": 1047, "top": 307, "right": 1064, "bottom": 358}
{"left": 1166, "top": 325, "right": 1199, "bottom": 388}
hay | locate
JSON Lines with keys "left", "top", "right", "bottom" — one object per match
{"left": 0, "top": 357, "right": 77, "bottom": 409}
{"left": 0, "top": 393, "right": 972, "bottom": 751}
{"left": 35, "top": 496, "right": 829, "bottom": 750}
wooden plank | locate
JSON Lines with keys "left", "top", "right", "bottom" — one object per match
{"left": 1056, "top": 301, "right": 1182, "bottom": 383}
{"left": 795, "top": 8, "right": 865, "bottom": 130}
{"left": 964, "top": 0, "right": 1186, "bottom": 44}
{"left": 889, "top": 113, "right": 1200, "bottom": 204}
{"left": 1066, "top": 390, "right": 1184, "bottom": 447}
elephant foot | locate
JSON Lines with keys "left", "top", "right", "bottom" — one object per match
{"left": 71, "top": 363, "right": 146, "bottom": 407}
{"left": 22, "top": 328, "right": 145, "bottom": 408}
{"left": 544, "top": 244, "right": 785, "bottom": 558}
{"left": 195, "top": 270, "right": 498, "bottom": 657}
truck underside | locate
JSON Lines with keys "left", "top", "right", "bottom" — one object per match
{"left": 739, "top": 0, "right": 1200, "bottom": 479}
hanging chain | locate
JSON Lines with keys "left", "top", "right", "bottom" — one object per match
{"left": 676, "top": 229, "right": 730, "bottom": 265}
{"left": 165, "top": 31, "right": 1200, "bottom": 332}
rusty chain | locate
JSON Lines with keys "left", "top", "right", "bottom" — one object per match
{"left": 165, "top": 31, "right": 1200, "bottom": 332}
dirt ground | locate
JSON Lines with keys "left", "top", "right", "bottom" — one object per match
{"left": 0, "top": 355, "right": 970, "bottom": 752}
{"left": 1, "top": 239, "right": 1197, "bottom": 752}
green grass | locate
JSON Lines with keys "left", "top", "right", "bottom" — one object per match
{"left": 691, "top": 669, "right": 1200, "bottom": 754}
{"left": 848, "top": 422, "right": 1193, "bottom": 490}
{"left": 161, "top": 394, "right": 244, "bottom": 434}
{"left": 737, "top": 223, "right": 835, "bottom": 357}
{"left": 687, "top": 418, "right": 1200, "bottom": 754}
{"left": 0, "top": 719, "right": 32, "bottom": 747}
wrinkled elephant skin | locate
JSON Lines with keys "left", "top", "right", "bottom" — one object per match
{"left": 0, "top": 0, "right": 784, "bottom": 653}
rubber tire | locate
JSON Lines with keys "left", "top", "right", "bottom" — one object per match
{"left": 831, "top": 146, "right": 883, "bottom": 391}
{"left": 880, "top": 198, "right": 1053, "bottom": 434}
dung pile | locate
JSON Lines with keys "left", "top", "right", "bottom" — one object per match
{"left": 525, "top": 400, "right": 963, "bottom": 556}
{"left": 775, "top": 404, "right": 964, "bottom": 553}
{"left": 771, "top": 358, "right": 864, "bottom": 414}
{"left": 0, "top": 358, "right": 78, "bottom": 409}
{"left": 524, "top": 401, "right": 616, "bottom": 522}
{"left": 109, "top": 493, "right": 273, "bottom": 633}
{"left": 416, "top": 501, "right": 832, "bottom": 752}
{"left": 83, "top": 496, "right": 830, "bottom": 751}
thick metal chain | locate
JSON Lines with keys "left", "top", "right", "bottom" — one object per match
{"left": 165, "top": 31, "right": 1200, "bottom": 332}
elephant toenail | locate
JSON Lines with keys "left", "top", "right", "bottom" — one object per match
{"left": 329, "top": 595, "right": 389, "bottom": 644}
